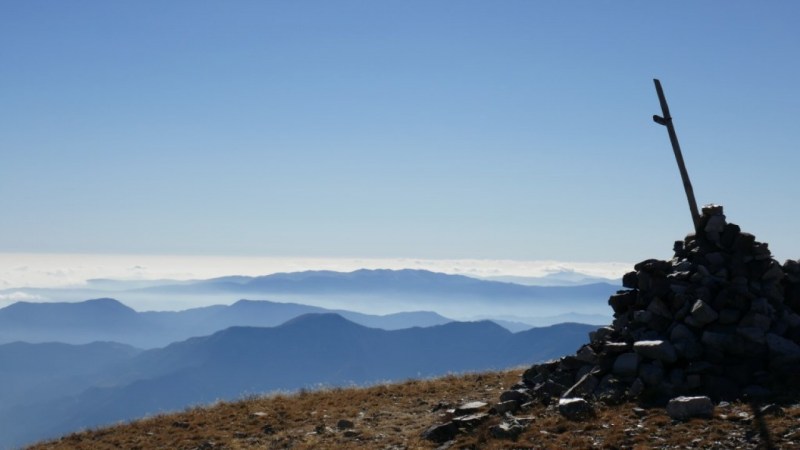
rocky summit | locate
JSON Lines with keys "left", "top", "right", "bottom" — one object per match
{"left": 426, "top": 204, "right": 800, "bottom": 443}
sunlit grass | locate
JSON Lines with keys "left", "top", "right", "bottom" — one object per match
{"left": 29, "top": 368, "right": 800, "bottom": 449}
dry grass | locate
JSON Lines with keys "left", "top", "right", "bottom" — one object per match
{"left": 29, "top": 368, "right": 800, "bottom": 450}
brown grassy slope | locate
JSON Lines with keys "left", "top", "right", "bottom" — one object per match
{"left": 29, "top": 369, "right": 800, "bottom": 450}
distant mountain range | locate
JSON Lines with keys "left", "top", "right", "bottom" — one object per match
{"left": 134, "top": 268, "right": 617, "bottom": 300}
{"left": 0, "top": 268, "right": 618, "bottom": 448}
{"left": 0, "top": 269, "right": 619, "bottom": 321}
{"left": 0, "top": 313, "right": 597, "bottom": 449}
{"left": 0, "top": 297, "right": 452, "bottom": 348}
{"left": 481, "top": 270, "right": 620, "bottom": 287}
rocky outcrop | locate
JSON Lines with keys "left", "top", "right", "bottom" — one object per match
{"left": 425, "top": 204, "right": 800, "bottom": 443}
{"left": 508, "top": 205, "right": 800, "bottom": 410}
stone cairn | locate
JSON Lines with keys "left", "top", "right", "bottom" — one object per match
{"left": 424, "top": 204, "right": 800, "bottom": 442}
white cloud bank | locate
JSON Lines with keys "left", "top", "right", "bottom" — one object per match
{"left": 0, "top": 291, "right": 45, "bottom": 302}
{"left": 0, "top": 253, "right": 631, "bottom": 290}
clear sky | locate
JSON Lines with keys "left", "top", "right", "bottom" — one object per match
{"left": 2, "top": 1, "right": 799, "bottom": 279}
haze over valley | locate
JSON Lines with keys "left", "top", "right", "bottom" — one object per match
{"left": 0, "top": 268, "right": 608, "bottom": 448}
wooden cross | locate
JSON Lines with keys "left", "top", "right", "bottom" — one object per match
{"left": 653, "top": 79, "right": 701, "bottom": 232}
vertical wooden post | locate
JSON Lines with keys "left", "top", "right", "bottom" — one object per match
{"left": 652, "top": 79, "right": 701, "bottom": 232}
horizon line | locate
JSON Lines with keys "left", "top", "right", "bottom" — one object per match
{"left": 0, "top": 252, "right": 631, "bottom": 291}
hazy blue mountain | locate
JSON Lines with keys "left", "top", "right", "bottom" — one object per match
{"left": 138, "top": 269, "right": 617, "bottom": 300}
{"left": 0, "top": 298, "right": 146, "bottom": 344}
{"left": 480, "top": 312, "right": 612, "bottom": 331}
{"left": 482, "top": 270, "right": 621, "bottom": 287}
{"left": 0, "top": 269, "right": 620, "bottom": 321}
{"left": 0, "top": 341, "right": 141, "bottom": 407}
{"left": 0, "top": 314, "right": 597, "bottom": 449}
{"left": 0, "top": 298, "right": 451, "bottom": 348}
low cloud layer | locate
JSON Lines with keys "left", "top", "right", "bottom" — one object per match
{"left": 0, "top": 291, "right": 45, "bottom": 305}
{"left": 0, "top": 253, "right": 630, "bottom": 290}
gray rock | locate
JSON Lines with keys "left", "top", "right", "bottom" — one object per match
{"left": 638, "top": 363, "right": 665, "bottom": 386}
{"left": 770, "top": 316, "right": 790, "bottom": 337}
{"left": 336, "top": 419, "right": 355, "bottom": 430}
{"left": 633, "top": 310, "right": 653, "bottom": 324}
{"left": 589, "top": 326, "right": 615, "bottom": 345}
{"left": 490, "top": 421, "right": 525, "bottom": 439}
{"left": 759, "top": 404, "right": 785, "bottom": 417}
{"left": 562, "top": 373, "right": 598, "bottom": 398}
{"left": 784, "top": 312, "right": 800, "bottom": 328}
{"left": 647, "top": 298, "right": 672, "bottom": 318}
{"left": 753, "top": 243, "right": 771, "bottom": 260}
{"left": 575, "top": 345, "right": 598, "bottom": 364}
{"left": 738, "top": 312, "right": 771, "bottom": 332}
{"left": 612, "top": 352, "right": 640, "bottom": 377}
{"left": 766, "top": 333, "right": 800, "bottom": 359}
{"left": 704, "top": 214, "right": 727, "bottom": 233}
{"left": 454, "top": 401, "right": 488, "bottom": 415}
{"left": 690, "top": 299, "right": 719, "bottom": 326}
{"left": 701, "top": 203, "right": 724, "bottom": 216}
{"left": 706, "top": 252, "right": 726, "bottom": 267}
{"left": 531, "top": 380, "right": 565, "bottom": 399}
{"left": 685, "top": 361, "right": 714, "bottom": 374}
{"left": 422, "top": 422, "right": 458, "bottom": 443}
{"left": 673, "top": 339, "right": 704, "bottom": 360}
{"left": 701, "top": 331, "right": 734, "bottom": 353}
{"left": 750, "top": 297, "right": 775, "bottom": 315}
{"left": 736, "top": 326, "right": 766, "bottom": 344}
{"left": 452, "top": 413, "right": 489, "bottom": 428}
{"left": 666, "top": 396, "right": 714, "bottom": 420}
{"left": 499, "top": 389, "right": 531, "bottom": 405}
{"left": 673, "top": 259, "right": 692, "bottom": 272}
{"left": 558, "top": 397, "right": 594, "bottom": 420}
{"left": 670, "top": 323, "right": 695, "bottom": 342}
{"left": 596, "top": 375, "right": 627, "bottom": 404}
{"left": 493, "top": 400, "right": 517, "bottom": 414}
{"left": 609, "top": 290, "right": 637, "bottom": 314}
{"left": 762, "top": 263, "right": 784, "bottom": 282}
{"left": 718, "top": 308, "right": 741, "bottom": 325}
{"left": 637, "top": 271, "right": 652, "bottom": 290}
{"left": 668, "top": 368, "right": 685, "bottom": 386}
{"left": 575, "top": 363, "right": 595, "bottom": 380}
{"left": 604, "top": 341, "right": 631, "bottom": 353}
{"left": 670, "top": 282, "right": 689, "bottom": 294}
{"left": 687, "top": 374, "right": 702, "bottom": 389}
{"left": 628, "top": 377, "right": 645, "bottom": 397}
{"left": 634, "top": 340, "right": 678, "bottom": 363}
{"left": 622, "top": 271, "right": 639, "bottom": 288}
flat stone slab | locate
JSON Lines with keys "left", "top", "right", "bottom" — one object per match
{"left": 454, "top": 401, "right": 488, "bottom": 415}
{"left": 766, "top": 333, "right": 800, "bottom": 358}
{"left": 421, "top": 422, "right": 458, "bottom": 443}
{"left": 558, "top": 397, "right": 594, "bottom": 421}
{"left": 612, "top": 352, "right": 640, "bottom": 377}
{"left": 666, "top": 396, "right": 714, "bottom": 420}
{"left": 634, "top": 340, "right": 678, "bottom": 363}
{"left": 490, "top": 421, "right": 525, "bottom": 439}
{"left": 452, "top": 413, "right": 489, "bottom": 428}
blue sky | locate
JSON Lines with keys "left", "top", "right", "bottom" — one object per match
{"left": 2, "top": 1, "right": 799, "bottom": 270}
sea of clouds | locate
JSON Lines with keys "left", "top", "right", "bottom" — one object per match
{"left": 0, "top": 253, "right": 629, "bottom": 291}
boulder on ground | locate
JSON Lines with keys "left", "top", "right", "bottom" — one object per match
{"left": 666, "top": 396, "right": 714, "bottom": 420}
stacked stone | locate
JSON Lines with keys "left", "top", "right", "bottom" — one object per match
{"left": 517, "top": 205, "right": 800, "bottom": 408}
{"left": 425, "top": 205, "right": 800, "bottom": 442}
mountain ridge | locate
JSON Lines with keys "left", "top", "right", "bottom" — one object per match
{"left": 0, "top": 297, "right": 454, "bottom": 348}
{"left": 0, "top": 313, "right": 598, "bottom": 448}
